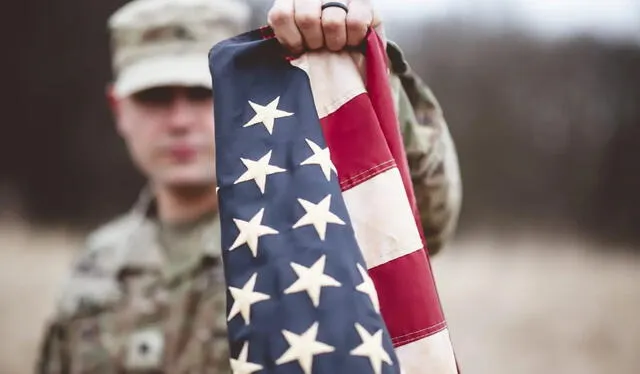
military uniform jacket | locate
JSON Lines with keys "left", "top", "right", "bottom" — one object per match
{"left": 35, "top": 42, "right": 462, "bottom": 374}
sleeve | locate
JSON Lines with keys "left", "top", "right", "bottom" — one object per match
{"left": 33, "top": 235, "right": 117, "bottom": 374}
{"left": 387, "top": 41, "right": 463, "bottom": 256}
{"left": 35, "top": 319, "right": 70, "bottom": 374}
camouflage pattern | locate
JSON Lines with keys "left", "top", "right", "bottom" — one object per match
{"left": 36, "top": 188, "right": 231, "bottom": 373}
{"left": 108, "top": 0, "right": 251, "bottom": 97}
{"left": 108, "top": 0, "right": 250, "bottom": 72}
{"left": 35, "top": 26, "right": 462, "bottom": 374}
{"left": 388, "top": 41, "right": 463, "bottom": 255}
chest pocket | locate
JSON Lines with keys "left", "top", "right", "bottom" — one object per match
{"left": 65, "top": 261, "right": 229, "bottom": 374}
{"left": 122, "top": 327, "right": 165, "bottom": 373}
{"left": 67, "top": 312, "right": 166, "bottom": 374}
{"left": 114, "top": 270, "right": 167, "bottom": 373}
{"left": 65, "top": 306, "right": 120, "bottom": 374}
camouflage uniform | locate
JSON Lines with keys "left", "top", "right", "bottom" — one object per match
{"left": 36, "top": 192, "right": 230, "bottom": 373}
{"left": 387, "top": 41, "right": 462, "bottom": 255}
{"left": 35, "top": 0, "right": 462, "bottom": 372}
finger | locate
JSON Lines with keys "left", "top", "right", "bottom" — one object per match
{"left": 345, "top": 0, "right": 372, "bottom": 47}
{"left": 268, "top": 0, "right": 304, "bottom": 54}
{"left": 321, "top": 2, "right": 348, "bottom": 51}
{"left": 294, "top": 0, "right": 324, "bottom": 50}
{"left": 371, "top": 5, "right": 382, "bottom": 29}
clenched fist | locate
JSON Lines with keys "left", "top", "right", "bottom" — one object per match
{"left": 267, "top": 0, "right": 381, "bottom": 54}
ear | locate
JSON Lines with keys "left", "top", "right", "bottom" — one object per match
{"left": 106, "top": 83, "right": 126, "bottom": 135}
{"left": 106, "top": 83, "right": 119, "bottom": 113}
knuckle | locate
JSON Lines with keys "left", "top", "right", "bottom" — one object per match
{"left": 327, "top": 43, "right": 342, "bottom": 52}
{"left": 325, "top": 37, "right": 342, "bottom": 51}
{"left": 305, "top": 38, "right": 323, "bottom": 50}
{"left": 284, "top": 38, "right": 304, "bottom": 52}
{"left": 295, "top": 14, "right": 320, "bottom": 30}
{"left": 322, "top": 18, "right": 344, "bottom": 34}
{"left": 291, "top": 41, "right": 304, "bottom": 52}
{"left": 346, "top": 17, "right": 365, "bottom": 33}
{"left": 267, "top": 9, "right": 291, "bottom": 27}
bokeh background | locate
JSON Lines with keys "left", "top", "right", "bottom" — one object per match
{"left": 2, "top": 0, "right": 639, "bottom": 373}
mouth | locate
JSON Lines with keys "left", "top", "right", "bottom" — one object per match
{"left": 168, "top": 145, "right": 198, "bottom": 162}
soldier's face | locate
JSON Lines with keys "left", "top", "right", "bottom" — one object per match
{"left": 111, "top": 85, "right": 216, "bottom": 188}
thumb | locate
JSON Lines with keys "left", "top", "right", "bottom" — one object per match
{"left": 370, "top": 9, "right": 386, "bottom": 47}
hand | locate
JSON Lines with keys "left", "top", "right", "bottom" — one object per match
{"left": 267, "top": 0, "right": 381, "bottom": 54}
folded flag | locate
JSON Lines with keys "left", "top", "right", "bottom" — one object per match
{"left": 209, "top": 26, "right": 457, "bottom": 374}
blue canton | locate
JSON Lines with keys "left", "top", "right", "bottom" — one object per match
{"left": 209, "top": 29, "right": 401, "bottom": 374}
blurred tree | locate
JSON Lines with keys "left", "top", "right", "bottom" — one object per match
{"left": 587, "top": 44, "right": 640, "bottom": 245}
{"left": 4, "top": 2, "right": 640, "bottom": 246}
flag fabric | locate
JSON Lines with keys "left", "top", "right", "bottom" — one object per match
{"left": 209, "top": 26, "right": 457, "bottom": 374}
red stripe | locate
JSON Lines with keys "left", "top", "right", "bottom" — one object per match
{"left": 361, "top": 30, "right": 448, "bottom": 346}
{"left": 320, "top": 93, "right": 396, "bottom": 190}
{"left": 258, "top": 25, "right": 274, "bottom": 40}
{"left": 316, "top": 30, "right": 448, "bottom": 348}
{"left": 322, "top": 100, "right": 446, "bottom": 345}
{"left": 369, "top": 249, "right": 446, "bottom": 346}
{"left": 259, "top": 25, "right": 302, "bottom": 62}
{"left": 364, "top": 31, "right": 428, "bottom": 249}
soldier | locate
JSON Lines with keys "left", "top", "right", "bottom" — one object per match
{"left": 35, "top": 0, "right": 462, "bottom": 372}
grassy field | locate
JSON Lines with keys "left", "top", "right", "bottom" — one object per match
{"left": 1, "top": 221, "right": 639, "bottom": 373}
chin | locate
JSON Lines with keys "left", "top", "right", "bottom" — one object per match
{"left": 155, "top": 167, "right": 216, "bottom": 188}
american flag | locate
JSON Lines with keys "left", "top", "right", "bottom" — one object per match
{"left": 209, "top": 26, "right": 458, "bottom": 374}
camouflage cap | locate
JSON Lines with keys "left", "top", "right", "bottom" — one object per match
{"left": 108, "top": 0, "right": 251, "bottom": 97}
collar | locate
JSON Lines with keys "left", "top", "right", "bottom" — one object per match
{"left": 115, "top": 186, "right": 222, "bottom": 281}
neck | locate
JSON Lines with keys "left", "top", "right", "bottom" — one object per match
{"left": 154, "top": 183, "right": 218, "bottom": 224}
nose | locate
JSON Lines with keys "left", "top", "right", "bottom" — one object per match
{"left": 166, "top": 95, "right": 196, "bottom": 132}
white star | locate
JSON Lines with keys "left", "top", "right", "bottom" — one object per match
{"left": 230, "top": 341, "right": 263, "bottom": 374}
{"left": 300, "top": 138, "right": 337, "bottom": 181}
{"left": 292, "top": 194, "right": 345, "bottom": 241}
{"left": 275, "top": 321, "right": 335, "bottom": 374}
{"left": 350, "top": 323, "right": 393, "bottom": 374}
{"left": 228, "top": 273, "right": 271, "bottom": 324}
{"left": 229, "top": 208, "right": 279, "bottom": 258}
{"left": 244, "top": 96, "right": 293, "bottom": 134}
{"left": 284, "top": 255, "right": 341, "bottom": 307}
{"left": 233, "top": 150, "right": 286, "bottom": 193}
{"left": 355, "top": 263, "right": 380, "bottom": 312}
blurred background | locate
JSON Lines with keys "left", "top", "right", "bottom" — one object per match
{"left": 2, "top": 0, "right": 639, "bottom": 373}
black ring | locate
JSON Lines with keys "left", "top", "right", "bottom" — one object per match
{"left": 321, "top": 2, "right": 348, "bottom": 12}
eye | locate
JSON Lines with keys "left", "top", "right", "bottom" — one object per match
{"left": 131, "top": 86, "right": 213, "bottom": 105}
{"left": 186, "top": 87, "right": 213, "bottom": 101}
{"left": 132, "top": 87, "right": 174, "bottom": 105}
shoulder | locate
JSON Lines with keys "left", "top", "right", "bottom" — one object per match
{"left": 85, "top": 212, "right": 141, "bottom": 259}
{"left": 385, "top": 40, "right": 410, "bottom": 77}
{"left": 53, "top": 213, "right": 145, "bottom": 319}
{"left": 386, "top": 40, "right": 444, "bottom": 121}
{"left": 80, "top": 212, "right": 144, "bottom": 275}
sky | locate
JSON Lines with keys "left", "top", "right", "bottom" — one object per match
{"left": 374, "top": 0, "right": 640, "bottom": 43}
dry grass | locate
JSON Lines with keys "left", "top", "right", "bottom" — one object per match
{"left": 1, "top": 221, "right": 639, "bottom": 373}
{"left": 0, "top": 221, "right": 79, "bottom": 374}
{"left": 432, "top": 232, "right": 640, "bottom": 374}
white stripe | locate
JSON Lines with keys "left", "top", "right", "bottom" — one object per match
{"left": 342, "top": 167, "right": 423, "bottom": 269}
{"left": 395, "top": 329, "right": 458, "bottom": 374}
{"left": 291, "top": 46, "right": 457, "bottom": 374}
{"left": 290, "top": 51, "right": 366, "bottom": 119}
